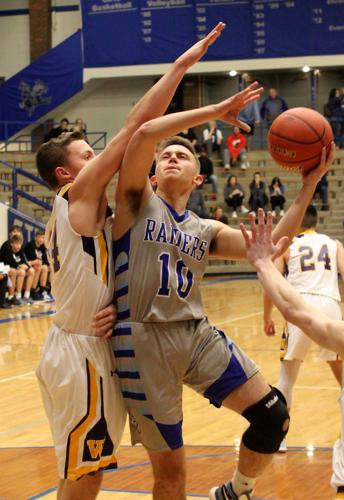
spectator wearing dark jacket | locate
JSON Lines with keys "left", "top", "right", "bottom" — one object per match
{"left": 212, "top": 206, "right": 228, "bottom": 225}
{"left": 327, "top": 88, "right": 344, "bottom": 148}
{"left": 199, "top": 146, "right": 218, "bottom": 197}
{"left": 24, "top": 230, "right": 52, "bottom": 301}
{"left": 0, "top": 235, "right": 34, "bottom": 305}
{"left": 313, "top": 173, "right": 329, "bottom": 211}
{"left": 224, "top": 175, "right": 248, "bottom": 218}
{"left": 261, "top": 88, "right": 288, "bottom": 128}
{"left": 249, "top": 172, "right": 268, "bottom": 214}
{"left": 269, "top": 176, "right": 286, "bottom": 217}
{"left": 44, "top": 118, "right": 70, "bottom": 142}
{"left": 186, "top": 186, "right": 209, "bottom": 218}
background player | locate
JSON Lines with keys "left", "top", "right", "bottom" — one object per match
{"left": 240, "top": 208, "right": 344, "bottom": 500}
{"left": 112, "top": 83, "right": 334, "bottom": 500}
{"left": 35, "top": 24, "right": 226, "bottom": 500}
{"left": 263, "top": 204, "right": 344, "bottom": 451}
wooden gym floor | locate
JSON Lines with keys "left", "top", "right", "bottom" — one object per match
{"left": 0, "top": 277, "right": 341, "bottom": 500}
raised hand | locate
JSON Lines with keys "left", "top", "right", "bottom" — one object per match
{"left": 176, "top": 22, "right": 225, "bottom": 68}
{"left": 239, "top": 209, "right": 289, "bottom": 267}
{"left": 215, "top": 82, "right": 264, "bottom": 132}
{"left": 302, "top": 142, "right": 336, "bottom": 187}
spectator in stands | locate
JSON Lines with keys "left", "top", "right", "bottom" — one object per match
{"left": 269, "top": 176, "right": 286, "bottom": 217}
{"left": 260, "top": 88, "right": 288, "bottom": 128}
{"left": 249, "top": 171, "right": 268, "bottom": 215}
{"left": 72, "top": 118, "right": 88, "bottom": 141}
{"left": 24, "top": 231, "right": 52, "bottom": 301}
{"left": 313, "top": 173, "right": 329, "bottom": 211}
{"left": 212, "top": 205, "right": 228, "bottom": 225}
{"left": 327, "top": 88, "right": 344, "bottom": 148}
{"left": 0, "top": 234, "right": 35, "bottom": 305}
{"left": 202, "top": 120, "right": 230, "bottom": 169}
{"left": 44, "top": 118, "right": 70, "bottom": 142}
{"left": 226, "top": 126, "right": 250, "bottom": 170}
{"left": 178, "top": 128, "right": 200, "bottom": 152}
{"left": 238, "top": 99, "right": 261, "bottom": 136}
{"left": 199, "top": 145, "right": 218, "bottom": 199}
{"left": 186, "top": 185, "right": 209, "bottom": 218}
{"left": 223, "top": 174, "right": 248, "bottom": 218}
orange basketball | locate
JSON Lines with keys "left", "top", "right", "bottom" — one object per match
{"left": 268, "top": 107, "right": 333, "bottom": 174}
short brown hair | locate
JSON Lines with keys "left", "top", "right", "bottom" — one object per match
{"left": 301, "top": 204, "right": 317, "bottom": 229}
{"left": 36, "top": 131, "right": 84, "bottom": 189}
{"left": 157, "top": 136, "right": 200, "bottom": 171}
{"left": 10, "top": 234, "right": 23, "bottom": 245}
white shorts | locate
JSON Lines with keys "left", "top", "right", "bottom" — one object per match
{"left": 281, "top": 294, "right": 342, "bottom": 362}
{"left": 36, "top": 324, "right": 127, "bottom": 480}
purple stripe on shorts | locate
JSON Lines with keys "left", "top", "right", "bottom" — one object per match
{"left": 155, "top": 420, "right": 183, "bottom": 450}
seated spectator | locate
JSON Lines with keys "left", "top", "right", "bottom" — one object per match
{"left": 178, "top": 128, "right": 200, "bottom": 152}
{"left": 202, "top": 121, "right": 230, "bottom": 169}
{"left": 212, "top": 205, "right": 228, "bottom": 225}
{"left": 72, "top": 118, "right": 88, "bottom": 141}
{"left": 269, "top": 176, "right": 286, "bottom": 217}
{"left": 226, "top": 126, "right": 250, "bottom": 170}
{"left": 24, "top": 230, "right": 52, "bottom": 301}
{"left": 249, "top": 171, "right": 268, "bottom": 215}
{"left": 0, "top": 234, "right": 35, "bottom": 305}
{"left": 186, "top": 186, "right": 209, "bottom": 218}
{"left": 327, "top": 88, "right": 344, "bottom": 148}
{"left": 223, "top": 175, "right": 248, "bottom": 218}
{"left": 199, "top": 146, "right": 218, "bottom": 199}
{"left": 238, "top": 99, "right": 261, "bottom": 136}
{"left": 260, "top": 88, "right": 288, "bottom": 128}
{"left": 313, "top": 173, "right": 329, "bottom": 211}
{"left": 0, "top": 263, "right": 12, "bottom": 308}
{"left": 44, "top": 118, "right": 70, "bottom": 142}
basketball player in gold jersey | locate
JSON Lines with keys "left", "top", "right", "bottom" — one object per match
{"left": 35, "top": 24, "right": 226, "bottom": 500}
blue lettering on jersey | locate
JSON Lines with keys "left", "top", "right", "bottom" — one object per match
{"left": 143, "top": 218, "right": 208, "bottom": 262}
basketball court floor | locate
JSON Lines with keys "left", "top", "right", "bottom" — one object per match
{"left": 0, "top": 277, "right": 341, "bottom": 499}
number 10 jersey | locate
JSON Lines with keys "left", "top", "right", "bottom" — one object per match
{"left": 113, "top": 193, "right": 213, "bottom": 323}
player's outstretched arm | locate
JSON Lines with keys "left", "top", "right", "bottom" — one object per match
{"left": 117, "top": 82, "right": 263, "bottom": 200}
{"left": 271, "top": 143, "right": 336, "bottom": 244}
{"left": 240, "top": 209, "right": 344, "bottom": 356}
{"left": 70, "top": 23, "right": 226, "bottom": 204}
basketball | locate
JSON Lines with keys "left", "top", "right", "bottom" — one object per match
{"left": 268, "top": 107, "right": 333, "bottom": 174}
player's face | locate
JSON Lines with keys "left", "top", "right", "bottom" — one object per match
{"left": 156, "top": 144, "right": 198, "bottom": 183}
{"left": 65, "top": 140, "right": 96, "bottom": 179}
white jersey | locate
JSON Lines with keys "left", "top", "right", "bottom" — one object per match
{"left": 45, "top": 183, "right": 114, "bottom": 334}
{"left": 287, "top": 230, "right": 340, "bottom": 302}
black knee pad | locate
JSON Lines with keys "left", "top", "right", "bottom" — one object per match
{"left": 241, "top": 387, "right": 290, "bottom": 454}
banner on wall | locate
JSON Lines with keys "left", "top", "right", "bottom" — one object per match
{"left": 0, "top": 31, "right": 83, "bottom": 140}
{"left": 80, "top": 0, "right": 344, "bottom": 68}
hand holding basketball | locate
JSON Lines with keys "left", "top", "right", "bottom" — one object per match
{"left": 268, "top": 107, "right": 334, "bottom": 175}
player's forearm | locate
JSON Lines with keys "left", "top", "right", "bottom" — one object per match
{"left": 125, "top": 60, "right": 188, "bottom": 129}
{"left": 135, "top": 105, "right": 217, "bottom": 146}
{"left": 263, "top": 292, "right": 274, "bottom": 322}
{"left": 272, "top": 181, "right": 316, "bottom": 243}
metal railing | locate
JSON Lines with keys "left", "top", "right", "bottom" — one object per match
{"left": 0, "top": 159, "right": 52, "bottom": 212}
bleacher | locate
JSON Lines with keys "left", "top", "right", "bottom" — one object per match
{"left": 1, "top": 148, "right": 343, "bottom": 275}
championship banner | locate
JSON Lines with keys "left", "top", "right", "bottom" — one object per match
{"left": 0, "top": 31, "right": 83, "bottom": 140}
{"left": 80, "top": 0, "right": 344, "bottom": 68}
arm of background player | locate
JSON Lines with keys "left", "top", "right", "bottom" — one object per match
{"left": 263, "top": 254, "right": 286, "bottom": 336}
{"left": 240, "top": 210, "right": 344, "bottom": 357}
{"left": 69, "top": 24, "right": 225, "bottom": 231}
{"left": 336, "top": 240, "right": 344, "bottom": 284}
{"left": 209, "top": 145, "right": 336, "bottom": 261}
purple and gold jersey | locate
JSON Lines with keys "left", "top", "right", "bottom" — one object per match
{"left": 45, "top": 183, "right": 114, "bottom": 334}
{"left": 113, "top": 193, "right": 213, "bottom": 322}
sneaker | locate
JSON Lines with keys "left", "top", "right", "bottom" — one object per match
{"left": 22, "top": 297, "right": 34, "bottom": 305}
{"left": 42, "top": 290, "right": 54, "bottom": 303}
{"left": 232, "top": 211, "right": 238, "bottom": 218}
{"left": 241, "top": 206, "right": 249, "bottom": 214}
{"left": 209, "top": 483, "right": 252, "bottom": 500}
{"left": 240, "top": 164, "right": 247, "bottom": 170}
{"left": 31, "top": 290, "right": 43, "bottom": 301}
{"left": 224, "top": 165, "right": 231, "bottom": 171}
{"left": 11, "top": 297, "right": 24, "bottom": 306}
{"left": 280, "top": 209, "right": 285, "bottom": 217}
{"left": 271, "top": 210, "right": 276, "bottom": 217}
{"left": 0, "top": 301, "right": 14, "bottom": 309}
{"left": 278, "top": 438, "right": 287, "bottom": 453}
{"left": 335, "top": 486, "right": 344, "bottom": 499}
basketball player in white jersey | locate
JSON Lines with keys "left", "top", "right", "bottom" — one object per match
{"left": 34, "top": 24, "right": 226, "bottom": 500}
{"left": 241, "top": 208, "right": 344, "bottom": 500}
{"left": 112, "top": 79, "right": 335, "bottom": 499}
{"left": 263, "top": 204, "right": 344, "bottom": 451}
